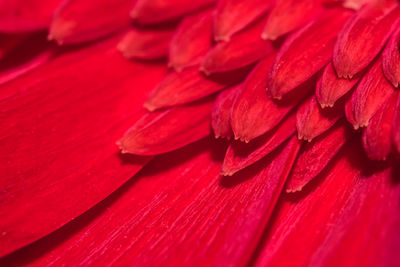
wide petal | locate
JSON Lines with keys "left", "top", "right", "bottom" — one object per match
{"left": 268, "top": 8, "right": 352, "bottom": 99}
{"left": 118, "top": 97, "right": 215, "bottom": 155}
{"left": 1, "top": 137, "right": 301, "bottom": 266}
{"left": 0, "top": 0, "right": 62, "bottom": 32}
{"left": 49, "top": 0, "right": 134, "bottom": 44}
{"left": 262, "top": 0, "right": 323, "bottom": 40}
{"left": 168, "top": 10, "right": 213, "bottom": 71}
{"left": 345, "top": 58, "right": 395, "bottom": 129}
{"left": 316, "top": 62, "right": 361, "bottom": 108}
{"left": 213, "top": 0, "right": 272, "bottom": 41}
{"left": 286, "top": 120, "right": 353, "bottom": 192}
{"left": 296, "top": 95, "right": 343, "bottom": 142}
{"left": 201, "top": 16, "right": 274, "bottom": 74}
{"left": 255, "top": 141, "right": 400, "bottom": 266}
{"left": 333, "top": 3, "right": 400, "bottom": 78}
{"left": 382, "top": 27, "right": 400, "bottom": 88}
{"left": 0, "top": 36, "right": 166, "bottom": 257}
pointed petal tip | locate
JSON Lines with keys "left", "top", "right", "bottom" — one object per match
{"left": 285, "top": 186, "right": 302, "bottom": 193}
{"left": 143, "top": 102, "right": 157, "bottom": 112}
{"left": 214, "top": 34, "right": 230, "bottom": 42}
{"left": 199, "top": 65, "right": 211, "bottom": 76}
{"left": 261, "top": 32, "right": 277, "bottom": 41}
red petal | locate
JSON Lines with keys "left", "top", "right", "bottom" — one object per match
{"left": 0, "top": 0, "right": 62, "bottom": 32}
{"left": 316, "top": 62, "right": 361, "bottom": 108}
{"left": 393, "top": 93, "right": 400, "bottom": 154}
{"left": 131, "top": 0, "right": 215, "bottom": 24}
{"left": 296, "top": 95, "right": 343, "bottom": 141}
{"left": 333, "top": 3, "right": 400, "bottom": 78}
{"left": 118, "top": 98, "right": 214, "bottom": 155}
{"left": 1, "top": 137, "right": 301, "bottom": 266}
{"left": 268, "top": 8, "right": 352, "bottom": 99}
{"left": 144, "top": 67, "right": 244, "bottom": 110}
{"left": 0, "top": 34, "right": 54, "bottom": 85}
{"left": 168, "top": 10, "right": 213, "bottom": 71}
{"left": 345, "top": 58, "right": 395, "bottom": 129}
{"left": 211, "top": 85, "right": 241, "bottom": 139}
{"left": 286, "top": 121, "right": 353, "bottom": 192}
{"left": 262, "top": 0, "right": 324, "bottom": 40}
{"left": 362, "top": 91, "right": 398, "bottom": 160}
{"left": 118, "top": 27, "right": 174, "bottom": 60}
{"left": 382, "top": 27, "right": 400, "bottom": 88}
{"left": 231, "top": 55, "right": 315, "bottom": 142}
{"left": 0, "top": 36, "right": 166, "bottom": 257}
{"left": 222, "top": 112, "right": 296, "bottom": 176}
{"left": 214, "top": 0, "right": 272, "bottom": 41}
{"left": 255, "top": 143, "right": 400, "bottom": 267}
{"left": 201, "top": 16, "right": 274, "bottom": 74}
{"left": 49, "top": 0, "right": 133, "bottom": 44}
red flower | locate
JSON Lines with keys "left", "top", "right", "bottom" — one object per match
{"left": 1, "top": 0, "right": 400, "bottom": 266}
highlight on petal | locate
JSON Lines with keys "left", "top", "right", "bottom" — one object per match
{"left": 214, "top": 0, "right": 272, "bottom": 41}
{"left": 0, "top": 0, "right": 62, "bottom": 32}
{"left": 118, "top": 27, "right": 174, "bottom": 60}
{"left": 362, "top": 91, "right": 397, "bottom": 160}
{"left": 131, "top": 0, "right": 215, "bottom": 24}
{"left": 393, "top": 93, "right": 400, "bottom": 154}
{"left": 262, "top": 0, "right": 323, "bottom": 40}
{"left": 286, "top": 120, "right": 353, "bottom": 192}
{"left": 267, "top": 8, "right": 352, "bottom": 99}
{"left": 211, "top": 85, "right": 241, "bottom": 139}
{"left": 168, "top": 10, "right": 213, "bottom": 71}
{"left": 255, "top": 142, "right": 400, "bottom": 267}
{"left": 0, "top": 136, "right": 300, "bottom": 266}
{"left": 0, "top": 36, "right": 166, "bottom": 257}
{"left": 296, "top": 95, "right": 343, "bottom": 142}
{"left": 222, "top": 112, "right": 296, "bottom": 176}
{"left": 49, "top": 0, "right": 134, "bottom": 44}
{"left": 231, "top": 54, "right": 315, "bottom": 142}
{"left": 345, "top": 58, "right": 395, "bottom": 129}
{"left": 0, "top": 34, "right": 55, "bottom": 85}
{"left": 118, "top": 98, "right": 214, "bottom": 155}
{"left": 382, "top": 27, "right": 400, "bottom": 88}
{"left": 316, "top": 62, "right": 361, "bottom": 108}
{"left": 201, "top": 16, "right": 274, "bottom": 74}
{"left": 333, "top": 3, "right": 400, "bottom": 79}
{"left": 144, "top": 66, "right": 248, "bottom": 111}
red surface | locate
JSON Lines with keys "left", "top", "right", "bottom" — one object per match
{"left": 0, "top": 36, "right": 166, "bottom": 257}
{"left": 382, "top": 27, "right": 400, "bottom": 88}
{"left": 268, "top": 8, "right": 352, "bottom": 99}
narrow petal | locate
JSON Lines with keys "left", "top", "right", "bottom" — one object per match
{"left": 201, "top": 16, "right": 274, "bottom": 74}
{"left": 316, "top": 62, "right": 361, "bottom": 108}
{"left": 231, "top": 54, "right": 315, "bottom": 142}
{"left": 118, "top": 98, "right": 214, "bottom": 155}
{"left": 118, "top": 28, "right": 174, "bottom": 60}
{"left": 268, "top": 8, "right": 352, "bottom": 99}
{"left": 333, "top": 3, "right": 400, "bottom": 78}
{"left": 345, "top": 58, "right": 395, "bottom": 129}
{"left": 222, "top": 112, "right": 296, "bottom": 176}
{"left": 1, "top": 137, "right": 300, "bottom": 266}
{"left": 0, "top": 0, "right": 62, "bottom": 32}
{"left": 382, "top": 27, "right": 400, "bottom": 88}
{"left": 131, "top": 0, "right": 215, "bottom": 24}
{"left": 168, "top": 10, "right": 213, "bottom": 71}
{"left": 262, "top": 0, "right": 323, "bottom": 40}
{"left": 393, "top": 93, "right": 400, "bottom": 154}
{"left": 362, "top": 91, "right": 398, "bottom": 160}
{"left": 214, "top": 0, "right": 272, "bottom": 41}
{"left": 0, "top": 36, "right": 166, "bottom": 257}
{"left": 49, "top": 0, "right": 134, "bottom": 44}
{"left": 286, "top": 121, "right": 353, "bottom": 192}
{"left": 211, "top": 85, "right": 241, "bottom": 139}
{"left": 255, "top": 143, "right": 400, "bottom": 267}
{"left": 145, "top": 67, "right": 246, "bottom": 110}
{"left": 296, "top": 95, "right": 343, "bottom": 142}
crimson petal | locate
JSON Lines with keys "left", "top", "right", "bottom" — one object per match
{"left": 382, "top": 27, "right": 400, "bottom": 88}
{"left": 0, "top": 36, "right": 166, "bottom": 257}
